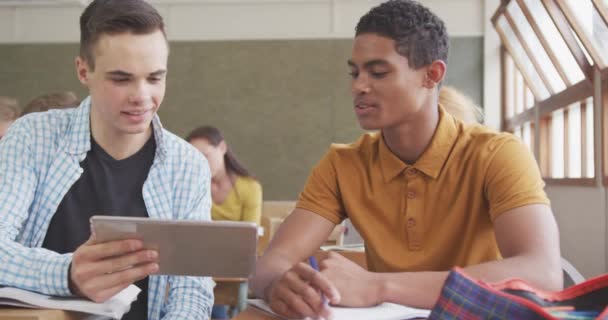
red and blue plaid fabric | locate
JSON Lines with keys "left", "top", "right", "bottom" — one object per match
{"left": 429, "top": 268, "right": 608, "bottom": 320}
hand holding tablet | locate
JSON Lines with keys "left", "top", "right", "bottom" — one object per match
{"left": 90, "top": 216, "right": 258, "bottom": 278}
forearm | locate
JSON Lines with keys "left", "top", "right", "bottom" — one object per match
{"left": 0, "top": 238, "right": 73, "bottom": 296}
{"left": 378, "top": 254, "right": 562, "bottom": 309}
{"left": 162, "top": 276, "right": 214, "bottom": 319}
{"left": 250, "top": 250, "right": 294, "bottom": 300}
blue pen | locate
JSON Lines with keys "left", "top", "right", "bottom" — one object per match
{"left": 308, "top": 256, "right": 320, "bottom": 271}
{"left": 308, "top": 256, "right": 328, "bottom": 305}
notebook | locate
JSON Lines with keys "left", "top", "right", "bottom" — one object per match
{"left": 248, "top": 298, "right": 430, "bottom": 320}
{"left": 0, "top": 284, "right": 140, "bottom": 319}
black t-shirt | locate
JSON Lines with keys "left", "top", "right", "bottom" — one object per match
{"left": 42, "top": 135, "right": 156, "bottom": 320}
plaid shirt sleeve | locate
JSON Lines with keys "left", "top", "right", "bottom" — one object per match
{"left": 0, "top": 119, "right": 73, "bottom": 296}
{"left": 161, "top": 148, "right": 214, "bottom": 319}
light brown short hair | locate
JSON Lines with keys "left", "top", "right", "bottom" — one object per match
{"left": 0, "top": 96, "right": 20, "bottom": 122}
{"left": 79, "top": 0, "right": 166, "bottom": 70}
{"left": 22, "top": 92, "right": 80, "bottom": 115}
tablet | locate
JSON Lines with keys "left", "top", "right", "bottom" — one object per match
{"left": 90, "top": 215, "right": 258, "bottom": 278}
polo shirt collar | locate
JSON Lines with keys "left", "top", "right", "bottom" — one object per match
{"left": 379, "top": 105, "right": 458, "bottom": 182}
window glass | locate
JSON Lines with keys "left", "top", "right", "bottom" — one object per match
{"left": 497, "top": 15, "right": 551, "bottom": 99}
{"left": 551, "top": 109, "right": 565, "bottom": 178}
{"left": 508, "top": 1, "right": 566, "bottom": 92}
{"left": 562, "top": 0, "right": 608, "bottom": 66}
{"left": 522, "top": 0, "right": 587, "bottom": 82}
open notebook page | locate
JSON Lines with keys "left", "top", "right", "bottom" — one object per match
{"left": 248, "top": 299, "right": 430, "bottom": 320}
{"left": 0, "top": 284, "right": 140, "bottom": 319}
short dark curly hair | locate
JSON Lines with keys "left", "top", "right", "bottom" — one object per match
{"left": 356, "top": 0, "right": 449, "bottom": 69}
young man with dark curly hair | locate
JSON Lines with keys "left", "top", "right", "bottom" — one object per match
{"left": 250, "top": 1, "right": 562, "bottom": 319}
{"left": 0, "top": 0, "right": 213, "bottom": 319}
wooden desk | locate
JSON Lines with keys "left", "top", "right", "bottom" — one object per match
{"left": 0, "top": 308, "right": 88, "bottom": 320}
{"left": 214, "top": 277, "right": 249, "bottom": 318}
{"left": 232, "top": 307, "right": 278, "bottom": 320}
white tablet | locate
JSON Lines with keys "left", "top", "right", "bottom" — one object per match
{"left": 90, "top": 215, "right": 258, "bottom": 278}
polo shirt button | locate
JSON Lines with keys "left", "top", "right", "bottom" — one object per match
{"left": 407, "top": 218, "right": 416, "bottom": 228}
{"left": 407, "top": 191, "right": 416, "bottom": 199}
{"left": 406, "top": 168, "right": 416, "bottom": 176}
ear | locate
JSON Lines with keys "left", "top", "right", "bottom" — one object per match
{"left": 424, "top": 60, "right": 447, "bottom": 89}
{"left": 218, "top": 140, "right": 228, "bottom": 154}
{"left": 75, "top": 56, "right": 91, "bottom": 86}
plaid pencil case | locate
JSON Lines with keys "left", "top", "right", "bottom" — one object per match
{"left": 428, "top": 268, "right": 608, "bottom": 319}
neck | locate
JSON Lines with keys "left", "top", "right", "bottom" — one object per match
{"left": 382, "top": 101, "right": 440, "bottom": 165}
{"left": 90, "top": 115, "right": 153, "bottom": 161}
{"left": 212, "top": 169, "right": 231, "bottom": 184}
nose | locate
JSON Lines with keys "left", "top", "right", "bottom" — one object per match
{"left": 351, "top": 74, "right": 371, "bottom": 96}
{"left": 128, "top": 80, "right": 151, "bottom": 106}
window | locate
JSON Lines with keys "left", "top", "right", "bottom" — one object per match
{"left": 508, "top": 1, "right": 566, "bottom": 93}
{"left": 494, "top": 0, "right": 601, "bottom": 185}
{"left": 559, "top": 0, "right": 608, "bottom": 67}
{"left": 496, "top": 15, "right": 551, "bottom": 99}
{"left": 522, "top": 0, "right": 586, "bottom": 84}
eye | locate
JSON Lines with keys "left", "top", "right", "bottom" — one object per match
{"left": 370, "top": 71, "right": 389, "bottom": 79}
{"left": 111, "top": 78, "right": 129, "bottom": 83}
{"left": 148, "top": 77, "right": 163, "bottom": 83}
{"left": 348, "top": 71, "right": 359, "bottom": 78}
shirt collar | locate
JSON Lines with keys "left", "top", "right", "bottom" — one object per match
{"left": 379, "top": 104, "right": 458, "bottom": 182}
{"left": 63, "top": 96, "right": 168, "bottom": 162}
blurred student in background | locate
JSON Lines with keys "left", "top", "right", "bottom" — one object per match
{"left": 0, "top": 96, "right": 20, "bottom": 140}
{"left": 187, "top": 125, "right": 262, "bottom": 225}
{"left": 187, "top": 125, "right": 262, "bottom": 319}
{"left": 439, "top": 85, "right": 484, "bottom": 124}
{"left": 22, "top": 91, "right": 80, "bottom": 115}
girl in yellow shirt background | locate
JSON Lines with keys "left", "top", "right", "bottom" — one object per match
{"left": 187, "top": 125, "right": 262, "bottom": 225}
{"left": 187, "top": 125, "right": 262, "bottom": 319}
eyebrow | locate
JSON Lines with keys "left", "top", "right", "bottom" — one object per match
{"left": 347, "top": 59, "right": 390, "bottom": 69}
{"left": 106, "top": 69, "right": 167, "bottom": 77}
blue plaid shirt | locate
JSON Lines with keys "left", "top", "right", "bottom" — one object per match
{"left": 0, "top": 97, "right": 214, "bottom": 319}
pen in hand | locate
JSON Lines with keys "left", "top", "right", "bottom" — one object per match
{"left": 308, "top": 256, "right": 329, "bottom": 306}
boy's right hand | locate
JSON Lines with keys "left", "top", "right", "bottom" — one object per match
{"left": 266, "top": 262, "right": 340, "bottom": 319}
{"left": 69, "top": 235, "right": 159, "bottom": 303}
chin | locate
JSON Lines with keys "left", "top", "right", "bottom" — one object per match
{"left": 121, "top": 125, "right": 152, "bottom": 135}
{"left": 357, "top": 120, "right": 381, "bottom": 131}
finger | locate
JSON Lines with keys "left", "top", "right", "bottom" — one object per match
{"left": 78, "top": 239, "right": 144, "bottom": 262}
{"left": 284, "top": 272, "right": 326, "bottom": 314}
{"left": 274, "top": 282, "right": 317, "bottom": 318}
{"left": 294, "top": 263, "right": 341, "bottom": 304}
{"left": 97, "top": 249, "right": 158, "bottom": 274}
{"left": 271, "top": 299, "right": 301, "bottom": 319}
{"left": 74, "top": 249, "right": 158, "bottom": 281}
{"left": 82, "top": 262, "right": 158, "bottom": 295}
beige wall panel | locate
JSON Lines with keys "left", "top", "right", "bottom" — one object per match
{"left": 546, "top": 186, "right": 606, "bottom": 278}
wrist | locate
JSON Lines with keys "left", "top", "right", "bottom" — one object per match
{"left": 372, "top": 272, "right": 390, "bottom": 305}
{"left": 67, "top": 262, "right": 81, "bottom": 297}
{"left": 262, "top": 276, "right": 278, "bottom": 302}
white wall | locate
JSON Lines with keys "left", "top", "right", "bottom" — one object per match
{"left": 0, "top": 0, "right": 484, "bottom": 43}
{"left": 546, "top": 186, "right": 606, "bottom": 278}
{"left": 483, "top": 0, "right": 501, "bottom": 130}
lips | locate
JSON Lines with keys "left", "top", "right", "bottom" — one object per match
{"left": 122, "top": 110, "right": 149, "bottom": 116}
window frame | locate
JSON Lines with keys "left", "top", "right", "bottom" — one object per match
{"left": 494, "top": 0, "right": 602, "bottom": 187}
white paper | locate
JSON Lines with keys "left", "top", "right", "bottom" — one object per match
{"left": 0, "top": 285, "right": 141, "bottom": 319}
{"left": 248, "top": 298, "right": 430, "bottom": 320}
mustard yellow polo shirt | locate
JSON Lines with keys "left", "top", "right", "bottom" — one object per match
{"left": 297, "top": 106, "right": 549, "bottom": 272}
{"left": 212, "top": 176, "right": 262, "bottom": 225}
